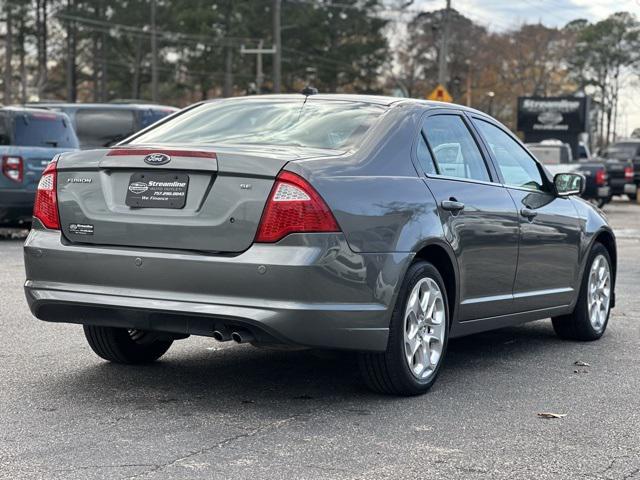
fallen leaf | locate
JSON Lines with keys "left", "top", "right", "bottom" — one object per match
{"left": 538, "top": 412, "right": 567, "bottom": 419}
{"left": 574, "top": 361, "right": 591, "bottom": 367}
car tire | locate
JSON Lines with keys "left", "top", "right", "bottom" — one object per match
{"left": 552, "top": 243, "right": 612, "bottom": 341}
{"left": 83, "top": 325, "right": 173, "bottom": 364}
{"left": 358, "top": 260, "right": 449, "bottom": 396}
{"left": 629, "top": 192, "right": 637, "bottom": 201}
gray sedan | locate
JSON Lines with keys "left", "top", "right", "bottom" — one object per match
{"left": 23, "top": 94, "right": 616, "bottom": 396}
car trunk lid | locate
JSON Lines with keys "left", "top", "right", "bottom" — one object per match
{"left": 56, "top": 145, "right": 336, "bottom": 252}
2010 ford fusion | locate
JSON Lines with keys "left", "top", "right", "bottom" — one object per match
{"left": 23, "top": 94, "right": 616, "bottom": 396}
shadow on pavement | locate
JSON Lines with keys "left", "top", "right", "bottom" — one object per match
{"left": 43, "top": 320, "right": 572, "bottom": 412}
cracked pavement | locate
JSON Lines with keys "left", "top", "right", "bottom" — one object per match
{"left": 1, "top": 199, "right": 639, "bottom": 480}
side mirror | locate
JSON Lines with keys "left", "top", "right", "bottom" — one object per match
{"left": 554, "top": 172, "right": 584, "bottom": 196}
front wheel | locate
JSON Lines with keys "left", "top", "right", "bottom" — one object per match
{"left": 83, "top": 325, "right": 173, "bottom": 364}
{"left": 358, "top": 261, "right": 449, "bottom": 396}
{"left": 552, "top": 243, "right": 612, "bottom": 341}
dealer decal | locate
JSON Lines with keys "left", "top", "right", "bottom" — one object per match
{"left": 68, "top": 223, "right": 94, "bottom": 236}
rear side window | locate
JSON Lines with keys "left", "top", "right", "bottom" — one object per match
{"left": 416, "top": 134, "right": 437, "bottom": 175}
{"left": 139, "top": 108, "right": 176, "bottom": 129}
{"left": 75, "top": 109, "right": 136, "bottom": 148}
{"left": 474, "top": 119, "right": 545, "bottom": 191}
{"left": 12, "top": 112, "right": 78, "bottom": 148}
{"left": 422, "top": 115, "right": 490, "bottom": 182}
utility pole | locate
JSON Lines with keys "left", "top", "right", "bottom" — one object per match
{"left": 437, "top": 0, "right": 451, "bottom": 87}
{"left": 66, "top": 0, "right": 77, "bottom": 102}
{"left": 241, "top": 41, "right": 277, "bottom": 94}
{"left": 273, "top": 0, "right": 282, "bottom": 93}
{"left": 465, "top": 59, "right": 471, "bottom": 107}
{"left": 3, "top": 2, "right": 13, "bottom": 105}
{"left": 150, "top": 0, "right": 158, "bottom": 102}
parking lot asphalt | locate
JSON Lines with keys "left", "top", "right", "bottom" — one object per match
{"left": 1, "top": 200, "right": 640, "bottom": 480}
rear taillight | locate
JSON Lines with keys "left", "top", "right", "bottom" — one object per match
{"left": 33, "top": 160, "right": 60, "bottom": 230}
{"left": 595, "top": 169, "right": 607, "bottom": 186}
{"left": 624, "top": 166, "right": 634, "bottom": 181}
{"left": 255, "top": 171, "right": 340, "bottom": 243}
{"left": 2, "top": 156, "right": 23, "bottom": 183}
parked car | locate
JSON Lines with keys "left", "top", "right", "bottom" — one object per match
{"left": 599, "top": 139, "right": 640, "bottom": 201}
{"left": 526, "top": 141, "right": 610, "bottom": 207}
{"left": 26, "top": 103, "right": 178, "bottom": 149}
{"left": 24, "top": 95, "right": 616, "bottom": 396}
{"left": 0, "top": 107, "right": 79, "bottom": 227}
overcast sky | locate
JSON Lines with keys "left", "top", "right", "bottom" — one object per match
{"left": 413, "top": 0, "right": 640, "bottom": 135}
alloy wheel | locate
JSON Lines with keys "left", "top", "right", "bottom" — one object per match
{"left": 587, "top": 254, "right": 611, "bottom": 332}
{"left": 403, "top": 277, "right": 446, "bottom": 379}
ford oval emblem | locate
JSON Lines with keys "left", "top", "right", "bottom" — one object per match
{"left": 143, "top": 153, "right": 171, "bottom": 165}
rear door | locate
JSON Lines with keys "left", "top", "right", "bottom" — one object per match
{"left": 419, "top": 111, "right": 520, "bottom": 321}
{"left": 471, "top": 116, "right": 581, "bottom": 311}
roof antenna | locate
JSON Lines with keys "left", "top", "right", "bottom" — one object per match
{"left": 301, "top": 86, "right": 318, "bottom": 96}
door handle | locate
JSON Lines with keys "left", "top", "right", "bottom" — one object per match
{"left": 441, "top": 200, "right": 465, "bottom": 212}
{"left": 520, "top": 207, "right": 538, "bottom": 219}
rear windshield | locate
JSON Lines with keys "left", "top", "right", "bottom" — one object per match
{"left": 76, "top": 109, "right": 136, "bottom": 148}
{"left": 10, "top": 112, "right": 79, "bottom": 148}
{"left": 603, "top": 143, "right": 640, "bottom": 159}
{"left": 128, "top": 99, "right": 386, "bottom": 151}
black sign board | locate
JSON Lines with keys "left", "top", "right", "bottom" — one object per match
{"left": 517, "top": 96, "right": 589, "bottom": 134}
{"left": 125, "top": 172, "right": 189, "bottom": 209}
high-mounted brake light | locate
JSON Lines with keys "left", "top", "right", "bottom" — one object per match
{"left": 255, "top": 171, "right": 340, "bottom": 243}
{"left": 2, "top": 156, "right": 23, "bottom": 183}
{"left": 33, "top": 160, "right": 60, "bottom": 230}
{"left": 624, "top": 166, "right": 634, "bottom": 181}
{"left": 595, "top": 169, "right": 607, "bottom": 187}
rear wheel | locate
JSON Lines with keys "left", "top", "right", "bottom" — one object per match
{"left": 358, "top": 261, "right": 449, "bottom": 396}
{"left": 629, "top": 192, "right": 637, "bottom": 201}
{"left": 552, "top": 243, "right": 612, "bottom": 341}
{"left": 83, "top": 326, "right": 173, "bottom": 364}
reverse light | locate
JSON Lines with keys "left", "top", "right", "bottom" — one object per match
{"left": 595, "top": 169, "right": 607, "bottom": 186}
{"left": 2, "top": 156, "right": 23, "bottom": 183}
{"left": 255, "top": 171, "right": 340, "bottom": 243}
{"left": 624, "top": 166, "right": 634, "bottom": 181}
{"left": 33, "top": 160, "right": 60, "bottom": 230}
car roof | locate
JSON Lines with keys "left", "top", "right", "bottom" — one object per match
{"left": 200, "top": 93, "right": 489, "bottom": 115}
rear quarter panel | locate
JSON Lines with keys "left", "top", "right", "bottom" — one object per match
{"left": 290, "top": 104, "right": 445, "bottom": 255}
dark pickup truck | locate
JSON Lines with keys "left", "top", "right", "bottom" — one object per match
{"left": 599, "top": 139, "right": 640, "bottom": 201}
{"left": 527, "top": 142, "right": 611, "bottom": 207}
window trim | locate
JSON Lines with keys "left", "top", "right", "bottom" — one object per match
{"left": 467, "top": 113, "right": 554, "bottom": 193}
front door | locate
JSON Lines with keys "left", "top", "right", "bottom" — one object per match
{"left": 419, "top": 113, "right": 520, "bottom": 321}
{"left": 471, "top": 117, "right": 581, "bottom": 312}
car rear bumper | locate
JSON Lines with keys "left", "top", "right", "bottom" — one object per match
{"left": 24, "top": 228, "right": 412, "bottom": 351}
{"left": 0, "top": 189, "right": 35, "bottom": 226}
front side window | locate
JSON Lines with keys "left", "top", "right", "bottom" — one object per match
{"left": 129, "top": 99, "right": 386, "bottom": 151}
{"left": 76, "top": 109, "right": 136, "bottom": 148}
{"left": 474, "top": 119, "right": 545, "bottom": 191}
{"left": 422, "top": 115, "right": 490, "bottom": 182}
